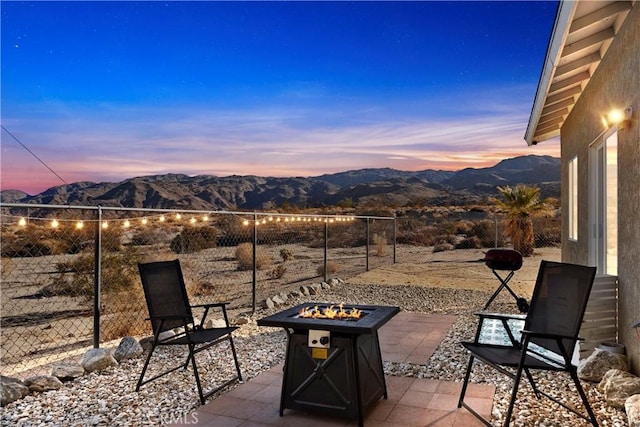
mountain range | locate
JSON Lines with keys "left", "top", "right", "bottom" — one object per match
{"left": 0, "top": 155, "right": 560, "bottom": 210}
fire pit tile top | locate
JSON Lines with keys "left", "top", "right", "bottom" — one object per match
{"left": 257, "top": 303, "right": 400, "bottom": 334}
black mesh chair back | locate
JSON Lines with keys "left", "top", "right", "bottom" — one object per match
{"left": 139, "top": 260, "right": 194, "bottom": 334}
{"left": 525, "top": 260, "right": 597, "bottom": 360}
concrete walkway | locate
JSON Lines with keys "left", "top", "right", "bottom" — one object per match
{"left": 171, "top": 312, "right": 494, "bottom": 426}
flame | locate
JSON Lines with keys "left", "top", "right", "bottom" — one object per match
{"left": 299, "top": 303, "right": 363, "bottom": 319}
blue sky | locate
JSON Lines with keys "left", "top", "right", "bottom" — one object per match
{"left": 1, "top": 1, "right": 560, "bottom": 195}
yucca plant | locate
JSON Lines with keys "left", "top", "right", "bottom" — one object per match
{"left": 495, "top": 185, "right": 547, "bottom": 256}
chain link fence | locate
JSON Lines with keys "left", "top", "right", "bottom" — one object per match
{"left": 0, "top": 203, "right": 560, "bottom": 377}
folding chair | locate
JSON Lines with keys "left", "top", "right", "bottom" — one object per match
{"left": 136, "top": 259, "right": 242, "bottom": 404}
{"left": 458, "top": 260, "right": 598, "bottom": 426}
{"left": 482, "top": 249, "right": 529, "bottom": 313}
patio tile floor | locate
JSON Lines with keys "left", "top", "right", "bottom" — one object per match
{"left": 170, "top": 312, "right": 495, "bottom": 426}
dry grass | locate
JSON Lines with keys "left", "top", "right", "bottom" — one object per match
{"left": 235, "top": 242, "right": 271, "bottom": 270}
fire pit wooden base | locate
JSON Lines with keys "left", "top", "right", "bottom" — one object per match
{"left": 258, "top": 303, "right": 399, "bottom": 427}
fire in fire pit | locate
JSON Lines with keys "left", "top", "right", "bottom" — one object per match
{"left": 298, "top": 303, "right": 364, "bottom": 320}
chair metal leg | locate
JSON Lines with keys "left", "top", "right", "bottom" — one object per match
{"left": 136, "top": 345, "right": 156, "bottom": 391}
{"left": 228, "top": 335, "right": 243, "bottom": 381}
{"left": 570, "top": 370, "right": 600, "bottom": 426}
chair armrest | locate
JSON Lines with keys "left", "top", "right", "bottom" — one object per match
{"left": 521, "top": 329, "right": 583, "bottom": 342}
{"left": 148, "top": 315, "right": 191, "bottom": 321}
{"left": 474, "top": 311, "right": 527, "bottom": 321}
{"left": 191, "top": 302, "right": 230, "bottom": 309}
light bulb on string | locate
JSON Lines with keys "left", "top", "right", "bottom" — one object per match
{"left": 18, "top": 217, "right": 27, "bottom": 227}
{"left": 141, "top": 218, "right": 148, "bottom": 225}
{"left": 76, "top": 221, "right": 84, "bottom": 230}
{"left": 102, "top": 221, "right": 109, "bottom": 229}
{"left": 51, "top": 219, "right": 59, "bottom": 228}
{"left": 202, "top": 215, "right": 209, "bottom": 222}
{"left": 243, "top": 219, "right": 249, "bottom": 226}
{"left": 159, "top": 215, "right": 165, "bottom": 222}
{"left": 190, "top": 217, "right": 197, "bottom": 225}
{"left": 123, "top": 220, "right": 131, "bottom": 228}
{"left": 175, "top": 213, "right": 182, "bottom": 220}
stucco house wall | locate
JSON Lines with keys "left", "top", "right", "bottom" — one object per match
{"left": 561, "top": 4, "right": 639, "bottom": 374}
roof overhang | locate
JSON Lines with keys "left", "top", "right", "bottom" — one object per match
{"left": 525, "top": 0, "right": 635, "bottom": 145}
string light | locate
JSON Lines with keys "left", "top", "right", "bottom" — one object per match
{"left": 9, "top": 212, "right": 358, "bottom": 231}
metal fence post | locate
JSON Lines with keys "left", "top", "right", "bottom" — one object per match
{"left": 93, "top": 207, "right": 102, "bottom": 348}
{"left": 252, "top": 212, "right": 257, "bottom": 313}
{"left": 323, "top": 220, "right": 328, "bottom": 282}
{"left": 366, "top": 218, "right": 370, "bottom": 271}
{"left": 393, "top": 215, "right": 397, "bottom": 264}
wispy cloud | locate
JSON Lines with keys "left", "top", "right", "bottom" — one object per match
{"left": 1, "top": 85, "right": 559, "bottom": 194}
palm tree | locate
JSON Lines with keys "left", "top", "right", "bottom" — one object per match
{"left": 495, "top": 185, "right": 547, "bottom": 256}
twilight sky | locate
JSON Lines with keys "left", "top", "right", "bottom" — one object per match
{"left": 1, "top": 1, "right": 560, "bottom": 195}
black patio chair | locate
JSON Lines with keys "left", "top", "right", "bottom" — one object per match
{"left": 458, "top": 260, "right": 598, "bottom": 426}
{"left": 136, "top": 259, "right": 242, "bottom": 404}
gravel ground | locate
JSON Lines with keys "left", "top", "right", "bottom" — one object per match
{"left": 0, "top": 282, "right": 629, "bottom": 426}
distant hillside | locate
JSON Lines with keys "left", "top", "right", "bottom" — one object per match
{"left": 0, "top": 155, "right": 560, "bottom": 209}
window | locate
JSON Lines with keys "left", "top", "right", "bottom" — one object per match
{"left": 568, "top": 156, "right": 578, "bottom": 241}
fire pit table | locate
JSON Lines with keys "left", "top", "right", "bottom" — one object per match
{"left": 257, "top": 302, "right": 399, "bottom": 427}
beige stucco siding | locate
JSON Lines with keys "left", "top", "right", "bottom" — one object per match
{"left": 560, "top": 4, "right": 639, "bottom": 374}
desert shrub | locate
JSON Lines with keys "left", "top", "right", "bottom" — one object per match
{"left": 170, "top": 225, "right": 217, "bottom": 253}
{"left": 455, "top": 236, "right": 482, "bottom": 249}
{"left": 280, "top": 248, "right": 294, "bottom": 262}
{"left": 432, "top": 243, "right": 454, "bottom": 253}
{"left": 215, "top": 216, "right": 251, "bottom": 246}
{"left": 268, "top": 265, "right": 287, "bottom": 279}
{"left": 533, "top": 217, "right": 561, "bottom": 247}
{"left": 129, "top": 227, "right": 166, "bottom": 246}
{"left": 372, "top": 233, "right": 388, "bottom": 256}
{"left": 316, "top": 260, "right": 340, "bottom": 277}
{"left": 235, "top": 243, "right": 271, "bottom": 271}
{"left": 41, "top": 247, "right": 144, "bottom": 299}
{"left": 470, "top": 220, "right": 501, "bottom": 247}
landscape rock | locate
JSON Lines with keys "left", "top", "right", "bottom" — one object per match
{"left": 321, "top": 282, "right": 330, "bottom": 290}
{"left": 328, "top": 278, "right": 340, "bottom": 287}
{"left": 308, "top": 283, "right": 322, "bottom": 295}
{"left": 205, "top": 318, "right": 227, "bottom": 328}
{"left": 235, "top": 316, "right": 250, "bottom": 325}
{"left": 0, "top": 376, "right": 29, "bottom": 406}
{"left": 598, "top": 369, "right": 640, "bottom": 408}
{"left": 23, "top": 375, "right": 63, "bottom": 392}
{"left": 300, "top": 285, "right": 310, "bottom": 296}
{"left": 139, "top": 336, "right": 154, "bottom": 352}
{"left": 113, "top": 336, "right": 144, "bottom": 362}
{"left": 578, "top": 348, "right": 628, "bottom": 382}
{"left": 81, "top": 348, "right": 118, "bottom": 373}
{"left": 51, "top": 363, "right": 85, "bottom": 381}
{"left": 271, "top": 294, "right": 286, "bottom": 306}
{"left": 264, "top": 297, "right": 275, "bottom": 309}
{"left": 626, "top": 394, "right": 640, "bottom": 427}
{"left": 289, "top": 290, "right": 303, "bottom": 298}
